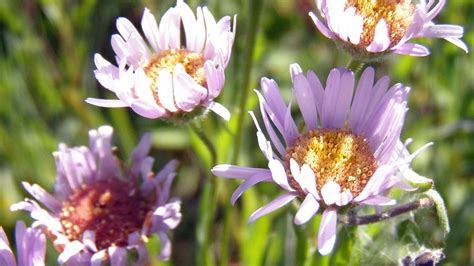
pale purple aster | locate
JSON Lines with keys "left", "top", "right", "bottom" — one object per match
{"left": 212, "top": 65, "right": 432, "bottom": 255}
{"left": 0, "top": 221, "right": 46, "bottom": 266}
{"left": 309, "top": 0, "right": 468, "bottom": 59}
{"left": 11, "top": 126, "right": 182, "bottom": 265}
{"left": 86, "top": 0, "right": 236, "bottom": 121}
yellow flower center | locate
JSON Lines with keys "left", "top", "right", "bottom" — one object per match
{"left": 346, "top": 0, "right": 414, "bottom": 48}
{"left": 60, "top": 179, "right": 151, "bottom": 250}
{"left": 285, "top": 128, "right": 377, "bottom": 197}
{"left": 144, "top": 49, "right": 206, "bottom": 105}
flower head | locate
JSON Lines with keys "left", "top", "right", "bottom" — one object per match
{"left": 212, "top": 65, "right": 431, "bottom": 255}
{"left": 0, "top": 221, "right": 46, "bottom": 266}
{"left": 11, "top": 126, "right": 182, "bottom": 265}
{"left": 87, "top": 1, "right": 236, "bottom": 122}
{"left": 310, "top": 0, "right": 468, "bottom": 59}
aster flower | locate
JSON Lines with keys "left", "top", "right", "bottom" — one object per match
{"left": 11, "top": 126, "right": 182, "bottom": 265}
{"left": 0, "top": 221, "right": 46, "bottom": 266}
{"left": 212, "top": 65, "right": 432, "bottom": 255}
{"left": 86, "top": 0, "right": 236, "bottom": 122}
{"left": 309, "top": 0, "right": 468, "bottom": 59}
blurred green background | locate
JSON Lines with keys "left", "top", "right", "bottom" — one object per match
{"left": 0, "top": 0, "right": 472, "bottom": 265}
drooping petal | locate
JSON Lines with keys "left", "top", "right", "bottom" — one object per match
{"left": 157, "top": 232, "right": 171, "bottom": 261}
{"left": 318, "top": 208, "right": 338, "bottom": 255}
{"left": 231, "top": 174, "right": 272, "bottom": 205}
{"left": 248, "top": 192, "right": 298, "bottom": 224}
{"left": 204, "top": 101, "right": 231, "bottom": 121}
{"left": 294, "top": 194, "right": 320, "bottom": 225}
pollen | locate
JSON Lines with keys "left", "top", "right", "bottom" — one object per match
{"left": 346, "top": 0, "right": 414, "bottom": 48}
{"left": 285, "top": 128, "right": 377, "bottom": 198}
{"left": 59, "top": 179, "right": 151, "bottom": 250}
{"left": 144, "top": 49, "right": 206, "bottom": 105}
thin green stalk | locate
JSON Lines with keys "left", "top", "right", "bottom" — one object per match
{"left": 220, "top": 192, "right": 232, "bottom": 266}
{"left": 294, "top": 223, "right": 311, "bottom": 266}
{"left": 231, "top": 0, "right": 265, "bottom": 164}
{"left": 222, "top": 1, "right": 265, "bottom": 265}
{"left": 190, "top": 122, "right": 217, "bottom": 166}
{"left": 191, "top": 122, "right": 218, "bottom": 266}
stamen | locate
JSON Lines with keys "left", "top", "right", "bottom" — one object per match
{"left": 346, "top": 0, "right": 414, "bottom": 48}
{"left": 59, "top": 179, "right": 151, "bottom": 250}
{"left": 144, "top": 49, "right": 206, "bottom": 106}
{"left": 285, "top": 128, "right": 377, "bottom": 198}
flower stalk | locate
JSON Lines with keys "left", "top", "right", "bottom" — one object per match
{"left": 338, "top": 197, "right": 434, "bottom": 226}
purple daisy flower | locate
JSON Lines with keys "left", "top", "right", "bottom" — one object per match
{"left": 11, "top": 126, "right": 182, "bottom": 265}
{"left": 0, "top": 221, "right": 46, "bottom": 266}
{"left": 309, "top": 0, "right": 468, "bottom": 58}
{"left": 86, "top": 0, "right": 236, "bottom": 121}
{"left": 212, "top": 65, "right": 431, "bottom": 255}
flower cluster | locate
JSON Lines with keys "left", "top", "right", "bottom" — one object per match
{"left": 87, "top": 0, "right": 236, "bottom": 122}
{"left": 11, "top": 126, "right": 182, "bottom": 264}
{"left": 2, "top": 0, "right": 467, "bottom": 264}
{"left": 310, "top": 0, "right": 468, "bottom": 59}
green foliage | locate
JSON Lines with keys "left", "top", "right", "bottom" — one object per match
{"left": 0, "top": 0, "right": 472, "bottom": 265}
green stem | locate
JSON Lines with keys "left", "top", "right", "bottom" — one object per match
{"left": 220, "top": 1, "right": 265, "bottom": 265}
{"left": 197, "top": 174, "right": 219, "bottom": 266}
{"left": 190, "top": 122, "right": 218, "bottom": 266}
{"left": 346, "top": 59, "right": 367, "bottom": 76}
{"left": 190, "top": 122, "right": 217, "bottom": 166}
{"left": 294, "top": 223, "right": 311, "bottom": 266}
{"left": 220, "top": 194, "right": 232, "bottom": 266}
{"left": 329, "top": 225, "right": 358, "bottom": 265}
{"left": 231, "top": 0, "right": 265, "bottom": 164}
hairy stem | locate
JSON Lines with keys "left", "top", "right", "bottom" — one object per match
{"left": 346, "top": 59, "right": 367, "bottom": 76}
{"left": 338, "top": 198, "right": 434, "bottom": 226}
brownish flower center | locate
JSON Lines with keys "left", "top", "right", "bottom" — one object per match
{"left": 144, "top": 49, "right": 206, "bottom": 105}
{"left": 285, "top": 128, "right": 377, "bottom": 197}
{"left": 60, "top": 179, "right": 151, "bottom": 250}
{"left": 346, "top": 0, "right": 414, "bottom": 48}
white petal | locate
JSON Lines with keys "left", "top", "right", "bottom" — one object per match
{"left": 367, "top": 19, "right": 391, "bottom": 52}
{"left": 294, "top": 194, "right": 320, "bottom": 225}
{"left": 268, "top": 160, "right": 293, "bottom": 191}
{"left": 321, "top": 181, "right": 341, "bottom": 205}
{"left": 317, "top": 208, "right": 338, "bottom": 255}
